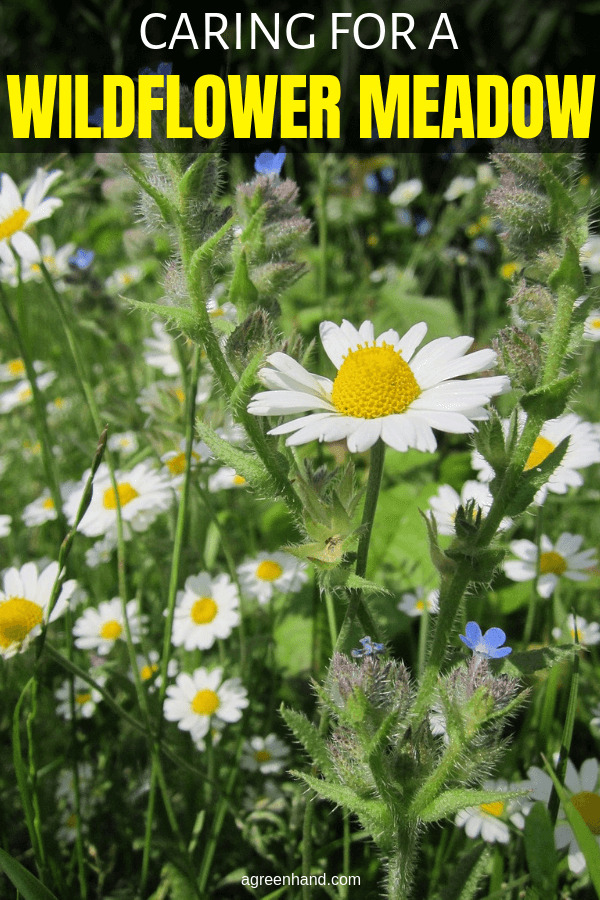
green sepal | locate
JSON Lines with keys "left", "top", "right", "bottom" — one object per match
{"left": 324, "top": 569, "right": 390, "bottom": 598}
{"left": 195, "top": 418, "right": 272, "bottom": 493}
{"left": 419, "top": 510, "right": 456, "bottom": 576}
{"left": 0, "top": 847, "right": 59, "bottom": 900}
{"left": 472, "top": 413, "right": 512, "bottom": 479}
{"left": 279, "top": 705, "right": 335, "bottom": 778}
{"left": 520, "top": 371, "right": 579, "bottom": 419}
{"left": 189, "top": 218, "right": 236, "bottom": 290}
{"left": 178, "top": 153, "right": 216, "bottom": 211}
{"left": 416, "top": 786, "right": 528, "bottom": 824}
{"left": 523, "top": 803, "right": 559, "bottom": 897}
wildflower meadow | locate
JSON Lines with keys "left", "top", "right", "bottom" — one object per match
{"left": 2, "top": 98, "right": 600, "bottom": 900}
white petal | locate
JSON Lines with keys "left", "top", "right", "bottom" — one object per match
{"left": 319, "top": 321, "right": 354, "bottom": 368}
{"left": 346, "top": 419, "right": 382, "bottom": 453}
{"left": 395, "top": 322, "right": 428, "bottom": 361}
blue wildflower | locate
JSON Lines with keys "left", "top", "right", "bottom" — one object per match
{"left": 351, "top": 636, "right": 385, "bottom": 658}
{"left": 395, "top": 208, "right": 413, "bottom": 227}
{"left": 459, "top": 622, "right": 512, "bottom": 658}
{"left": 69, "top": 249, "right": 95, "bottom": 271}
{"left": 473, "top": 236, "right": 492, "bottom": 253}
{"left": 364, "top": 173, "right": 380, "bottom": 193}
{"left": 415, "top": 215, "right": 432, "bottom": 237}
{"left": 380, "top": 166, "right": 394, "bottom": 184}
{"left": 139, "top": 62, "right": 173, "bottom": 78}
{"left": 254, "top": 146, "right": 286, "bottom": 176}
{"left": 88, "top": 106, "right": 104, "bottom": 128}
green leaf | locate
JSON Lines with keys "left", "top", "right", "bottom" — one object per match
{"left": 280, "top": 706, "right": 334, "bottom": 776}
{"left": 439, "top": 844, "right": 492, "bottom": 900}
{"left": 127, "top": 299, "right": 201, "bottom": 341}
{"left": 548, "top": 239, "right": 585, "bottom": 296}
{"left": 417, "top": 787, "right": 528, "bottom": 824}
{"left": 272, "top": 616, "right": 313, "bottom": 677}
{"left": 0, "top": 848, "right": 58, "bottom": 900}
{"left": 229, "top": 250, "right": 259, "bottom": 317}
{"left": 524, "top": 803, "right": 558, "bottom": 896}
{"left": 543, "top": 759, "right": 600, "bottom": 897}
{"left": 499, "top": 644, "right": 572, "bottom": 677}
{"left": 502, "top": 437, "right": 569, "bottom": 517}
{"left": 194, "top": 419, "right": 272, "bottom": 493}
{"left": 520, "top": 372, "right": 579, "bottom": 420}
{"left": 292, "top": 770, "right": 389, "bottom": 839}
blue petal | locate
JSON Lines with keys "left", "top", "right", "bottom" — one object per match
{"left": 465, "top": 621, "right": 482, "bottom": 645}
{"left": 482, "top": 627, "right": 507, "bottom": 649}
{"left": 254, "top": 146, "right": 286, "bottom": 176}
{"left": 489, "top": 645, "right": 512, "bottom": 658}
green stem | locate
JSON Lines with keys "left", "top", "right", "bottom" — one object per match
{"left": 0, "top": 283, "right": 65, "bottom": 528}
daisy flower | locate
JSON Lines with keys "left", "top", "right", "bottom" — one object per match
{"left": 397, "top": 587, "right": 439, "bottom": 617}
{"left": 0, "top": 514, "right": 11, "bottom": 537}
{"left": 164, "top": 667, "right": 248, "bottom": 744}
{"left": 171, "top": 572, "right": 240, "bottom": 651}
{"left": 143, "top": 320, "right": 181, "bottom": 377}
{"left": 455, "top": 779, "right": 528, "bottom": 844}
{"left": 0, "top": 357, "right": 45, "bottom": 381}
{"left": 504, "top": 533, "right": 596, "bottom": 598}
{"left": 552, "top": 614, "right": 600, "bottom": 647}
{"left": 237, "top": 551, "right": 308, "bottom": 604}
{"left": 472, "top": 412, "right": 600, "bottom": 504}
{"left": 22, "top": 490, "right": 60, "bottom": 526}
{"left": 64, "top": 461, "right": 173, "bottom": 539}
{"left": 584, "top": 310, "right": 600, "bottom": 341}
{"left": 459, "top": 622, "right": 512, "bottom": 658}
{"left": 72, "top": 598, "right": 147, "bottom": 655}
{"left": 0, "top": 371, "right": 55, "bottom": 413}
{"left": 21, "top": 234, "right": 75, "bottom": 289}
{"left": 105, "top": 264, "right": 143, "bottom": 293}
{"left": 240, "top": 734, "right": 290, "bottom": 775}
{"left": 84, "top": 534, "right": 116, "bottom": 568}
{"left": 428, "top": 480, "right": 511, "bottom": 536}
{"left": 134, "top": 650, "right": 178, "bottom": 692}
{"left": 526, "top": 757, "right": 600, "bottom": 874}
{"left": 107, "top": 431, "right": 139, "bottom": 456}
{"left": 161, "top": 439, "right": 212, "bottom": 482}
{"left": 0, "top": 168, "right": 62, "bottom": 259}
{"left": 444, "top": 175, "right": 476, "bottom": 202}
{"left": 248, "top": 319, "right": 508, "bottom": 454}
{"left": 580, "top": 235, "right": 600, "bottom": 273}
{"left": 208, "top": 466, "right": 248, "bottom": 492}
{"left": 55, "top": 674, "right": 105, "bottom": 719}
{"left": 389, "top": 178, "right": 423, "bottom": 207}
{"left": 207, "top": 284, "right": 237, "bottom": 325}
{"left": 0, "top": 561, "right": 76, "bottom": 658}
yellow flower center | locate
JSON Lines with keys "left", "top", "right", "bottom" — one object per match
{"left": 331, "top": 343, "right": 420, "bottom": 419}
{"left": 571, "top": 791, "right": 600, "bottom": 835}
{"left": 233, "top": 474, "right": 246, "bottom": 485}
{"left": 500, "top": 261, "right": 518, "bottom": 279}
{"left": 0, "top": 597, "right": 43, "bottom": 648}
{"left": 120, "top": 273, "right": 133, "bottom": 285}
{"left": 75, "top": 692, "right": 92, "bottom": 705}
{"left": 166, "top": 450, "right": 199, "bottom": 475}
{"left": 191, "top": 688, "right": 220, "bottom": 716}
{"left": 479, "top": 800, "right": 505, "bottom": 817}
{"left": 539, "top": 551, "right": 567, "bottom": 576}
{"left": 103, "top": 482, "right": 139, "bottom": 509}
{"left": 191, "top": 596, "right": 218, "bottom": 624}
{"left": 100, "top": 619, "right": 122, "bottom": 640}
{"left": 18, "top": 386, "right": 32, "bottom": 402}
{"left": 7, "top": 358, "right": 25, "bottom": 377}
{"left": 141, "top": 663, "right": 159, "bottom": 681}
{"left": 53, "top": 397, "right": 65, "bottom": 408}
{"left": 524, "top": 435, "right": 556, "bottom": 471}
{"left": 254, "top": 749, "right": 272, "bottom": 763}
{"left": 42, "top": 497, "right": 55, "bottom": 511}
{"left": 415, "top": 600, "right": 425, "bottom": 611}
{"left": 0, "top": 207, "right": 30, "bottom": 242}
{"left": 256, "top": 560, "right": 283, "bottom": 581}
{"left": 590, "top": 318, "right": 600, "bottom": 331}
{"left": 209, "top": 307, "right": 225, "bottom": 318}
{"left": 173, "top": 387, "right": 185, "bottom": 404}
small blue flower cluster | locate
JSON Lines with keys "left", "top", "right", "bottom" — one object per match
{"left": 351, "top": 636, "right": 385, "bottom": 658}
